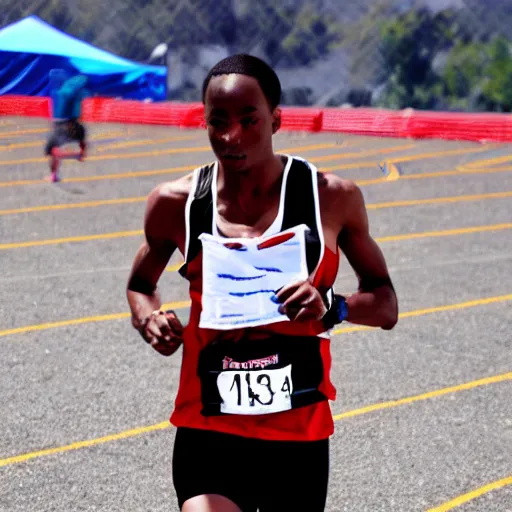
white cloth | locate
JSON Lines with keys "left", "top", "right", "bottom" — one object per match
{"left": 198, "top": 224, "right": 310, "bottom": 330}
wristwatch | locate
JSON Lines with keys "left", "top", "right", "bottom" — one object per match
{"left": 322, "top": 291, "right": 349, "bottom": 330}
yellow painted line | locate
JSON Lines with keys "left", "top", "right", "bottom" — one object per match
{"left": 0, "top": 142, "right": 341, "bottom": 169}
{"left": 354, "top": 165, "right": 512, "bottom": 187}
{"left": 0, "top": 300, "right": 191, "bottom": 338}
{"left": 485, "top": 164, "right": 512, "bottom": 171}
{"left": 406, "top": 166, "right": 512, "bottom": 181}
{"left": 324, "top": 145, "right": 496, "bottom": 173}
{"left": 309, "top": 144, "right": 415, "bottom": 163}
{"left": 0, "top": 421, "right": 172, "bottom": 468}
{"left": 426, "top": 475, "right": 512, "bottom": 512}
{"left": 385, "top": 144, "right": 497, "bottom": 164}
{"left": 366, "top": 191, "right": 512, "bottom": 210}
{"left": 0, "top": 142, "right": 339, "bottom": 167}
{"left": 3, "top": 220, "right": 511, "bottom": 251}
{"left": 333, "top": 371, "right": 512, "bottom": 421}
{"left": 463, "top": 154, "right": 512, "bottom": 169}
{"left": 0, "top": 230, "right": 144, "bottom": 250}
{"left": 166, "top": 263, "right": 183, "bottom": 272}
{"left": 0, "top": 145, "right": 214, "bottom": 166}
{"left": 322, "top": 161, "right": 381, "bottom": 172}
{"left": 4, "top": 190, "right": 512, "bottom": 217}
{"left": 0, "top": 131, "right": 133, "bottom": 152}
{"left": 474, "top": 165, "right": 512, "bottom": 172}
{"left": 0, "top": 288, "right": 509, "bottom": 342}
{"left": 91, "top": 130, "right": 131, "bottom": 139}
{"left": 398, "top": 294, "right": 512, "bottom": 318}
{"left": 278, "top": 142, "right": 339, "bottom": 153}
{"left": 1, "top": 153, "right": 511, "bottom": 190}
{"left": 332, "top": 294, "right": 512, "bottom": 335}
{"left": 1, "top": 367, "right": 510, "bottom": 467}
{"left": 0, "top": 164, "right": 200, "bottom": 188}
{"left": 0, "top": 197, "right": 148, "bottom": 215}
{"left": 0, "top": 128, "right": 48, "bottom": 139}
{"left": 376, "top": 223, "right": 512, "bottom": 244}
{"left": 0, "top": 141, "right": 44, "bottom": 151}
{"left": 0, "top": 293, "right": 508, "bottom": 468}
{"left": 386, "top": 162, "right": 401, "bottom": 181}
{"left": 96, "top": 134, "right": 200, "bottom": 152}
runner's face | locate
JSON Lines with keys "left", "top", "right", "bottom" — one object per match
{"left": 204, "top": 74, "right": 278, "bottom": 172}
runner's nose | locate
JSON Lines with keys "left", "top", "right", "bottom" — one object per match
{"left": 221, "top": 123, "right": 242, "bottom": 146}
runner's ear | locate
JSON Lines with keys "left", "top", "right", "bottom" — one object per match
{"left": 272, "top": 108, "right": 281, "bottom": 134}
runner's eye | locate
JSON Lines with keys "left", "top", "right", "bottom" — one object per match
{"left": 209, "top": 118, "right": 226, "bottom": 129}
{"left": 241, "top": 117, "right": 258, "bottom": 127}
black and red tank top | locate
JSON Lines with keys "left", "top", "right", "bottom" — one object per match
{"left": 170, "top": 155, "right": 340, "bottom": 441}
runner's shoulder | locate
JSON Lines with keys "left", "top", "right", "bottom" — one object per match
{"left": 316, "top": 171, "right": 363, "bottom": 210}
{"left": 146, "top": 173, "right": 194, "bottom": 215}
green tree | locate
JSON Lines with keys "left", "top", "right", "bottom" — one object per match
{"left": 443, "top": 36, "right": 512, "bottom": 112}
{"left": 481, "top": 37, "right": 512, "bottom": 111}
{"left": 443, "top": 41, "right": 486, "bottom": 109}
{"left": 377, "top": 8, "right": 456, "bottom": 109}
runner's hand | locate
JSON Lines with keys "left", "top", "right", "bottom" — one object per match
{"left": 138, "top": 309, "right": 184, "bottom": 356}
{"left": 274, "top": 280, "right": 327, "bottom": 322}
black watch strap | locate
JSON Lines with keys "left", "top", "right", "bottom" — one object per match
{"left": 322, "top": 293, "right": 348, "bottom": 330}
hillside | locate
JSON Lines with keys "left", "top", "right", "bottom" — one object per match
{"left": 1, "top": 0, "right": 511, "bottom": 111}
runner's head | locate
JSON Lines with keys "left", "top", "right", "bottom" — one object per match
{"left": 202, "top": 54, "right": 282, "bottom": 172}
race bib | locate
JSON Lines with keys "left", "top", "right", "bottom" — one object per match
{"left": 198, "top": 224, "right": 310, "bottom": 330}
{"left": 217, "top": 365, "right": 293, "bottom": 415}
{"left": 197, "top": 335, "right": 327, "bottom": 417}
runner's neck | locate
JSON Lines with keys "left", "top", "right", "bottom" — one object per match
{"left": 217, "top": 154, "right": 286, "bottom": 206}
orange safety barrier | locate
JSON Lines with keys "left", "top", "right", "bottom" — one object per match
{"left": 0, "top": 95, "right": 51, "bottom": 118}
{"left": 280, "top": 107, "right": 323, "bottom": 132}
{"left": 321, "top": 107, "right": 412, "bottom": 138}
{"left": 406, "top": 110, "right": 512, "bottom": 143}
{"left": 81, "top": 98, "right": 206, "bottom": 128}
{"left": 1, "top": 94, "right": 511, "bottom": 142}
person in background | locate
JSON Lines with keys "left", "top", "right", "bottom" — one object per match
{"left": 45, "top": 74, "right": 89, "bottom": 182}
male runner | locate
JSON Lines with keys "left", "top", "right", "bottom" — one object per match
{"left": 126, "top": 54, "right": 398, "bottom": 512}
{"left": 45, "top": 74, "right": 89, "bottom": 182}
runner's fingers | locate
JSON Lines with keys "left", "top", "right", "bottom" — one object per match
{"left": 294, "top": 305, "right": 322, "bottom": 322}
{"left": 150, "top": 337, "right": 183, "bottom": 357}
{"left": 292, "top": 307, "right": 309, "bottom": 322}
{"left": 280, "top": 288, "right": 325, "bottom": 320}
{"left": 154, "top": 314, "right": 172, "bottom": 336}
{"left": 145, "top": 321, "right": 163, "bottom": 340}
{"left": 281, "top": 283, "right": 311, "bottom": 308}
{"left": 165, "top": 311, "right": 184, "bottom": 335}
{"left": 275, "top": 280, "right": 308, "bottom": 302}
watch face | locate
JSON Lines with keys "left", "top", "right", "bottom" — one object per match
{"left": 337, "top": 296, "right": 348, "bottom": 322}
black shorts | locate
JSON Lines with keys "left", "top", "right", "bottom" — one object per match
{"left": 172, "top": 427, "right": 329, "bottom": 511}
{"left": 45, "top": 119, "right": 86, "bottom": 155}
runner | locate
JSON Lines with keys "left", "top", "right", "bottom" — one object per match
{"left": 126, "top": 54, "right": 398, "bottom": 511}
{"left": 45, "top": 74, "right": 89, "bottom": 182}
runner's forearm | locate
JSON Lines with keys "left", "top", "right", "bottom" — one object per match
{"left": 345, "top": 285, "right": 397, "bottom": 330}
{"left": 127, "top": 288, "right": 162, "bottom": 330}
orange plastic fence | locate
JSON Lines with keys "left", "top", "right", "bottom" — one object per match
{"left": 1, "top": 95, "right": 511, "bottom": 142}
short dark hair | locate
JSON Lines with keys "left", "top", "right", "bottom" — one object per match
{"left": 202, "top": 54, "right": 281, "bottom": 110}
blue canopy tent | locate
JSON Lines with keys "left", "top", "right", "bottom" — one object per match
{"left": 0, "top": 16, "right": 167, "bottom": 103}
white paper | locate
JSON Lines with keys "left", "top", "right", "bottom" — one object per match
{"left": 198, "top": 224, "right": 310, "bottom": 329}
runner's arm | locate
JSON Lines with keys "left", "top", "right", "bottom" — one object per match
{"left": 337, "top": 182, "right": 398, "bottom": 330}
{"left": 126, "top": 184, "right": 180, "bottom": 330}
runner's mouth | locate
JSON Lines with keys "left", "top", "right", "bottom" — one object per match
{"left": 222, "top": 154, "right": 246, "bottom": 160}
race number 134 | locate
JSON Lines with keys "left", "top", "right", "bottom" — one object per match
{"left": 217, "top": 365, "right": 293, "bottom": 415}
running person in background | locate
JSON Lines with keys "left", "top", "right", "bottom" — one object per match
{"left": 126, "top": 54, "right": 398, "bottom": 511}
{"left": 45, "top": 74, "right": 89, "bottom": 182}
